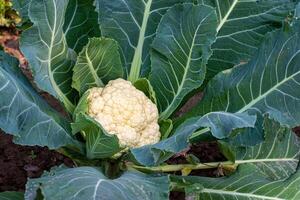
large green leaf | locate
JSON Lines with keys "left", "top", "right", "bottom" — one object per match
{"left": 0, "top": 54, "right": 79, "bottom": 149}
{"left": 190, "top": 111, "right": 265, "bottom": 146}
{"left": 131, "top": 111, "right": 255, "bottom": 166}
{"left": 195, "top": 111, "right": 256, "bottom": 139}
{"left": 233, "top": 118, "right": 300, "bottom": 180}
{"left": 224, "top": 112, "right": 265, "bottom": 146}
{"left": 64, "top": 0, "right": 101, "bottom": 53}
{"left": 171, "top": 119, "right": 300, "bottom": 198}
{"left": 0, "top": 192, "right": 23, "bottom": 200}
{"left": 198, "top": 0, "right": 297, "bottom": 79}
{"left": 172, "top": 164, "right": 300, "bottom": 200}
{"left": 95, "top": 0, "right": 192, "bottom": 81}
{"left": 72, "top": 38, "right": 124, "bottom": 95}
{"left": 14, "top": 0, "right": 100, "bottom": 51}
{"left": 150, "top": 4, "right": 218, "bottom": 120}
{"left": 296, "top": 2, "right": 300, "bottom": 18}
{"left": 20, "top": 0, "right": 77, "bottom": 112}
{"left": 25, "top": 167, "right": 170, "bottom": 200}
{"left": 179, "top": 21, "right": 300, "bottom": 143}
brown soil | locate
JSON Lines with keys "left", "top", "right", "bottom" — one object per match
{"left": 0, "top": 131, "right": 73, "bottom": 192}
{"left": 168, "top": 142, "right": 226, "bottom": 199}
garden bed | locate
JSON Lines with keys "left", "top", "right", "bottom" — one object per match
{"left": 0, "top": 131, "right": 73, "bottom": 192}
{"left": 1, "top": 1, "right": 300, "bottom": 199}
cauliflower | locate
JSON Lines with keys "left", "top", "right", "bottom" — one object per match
{"left": 87, "top": 78, "right": 161, "bottom": 148}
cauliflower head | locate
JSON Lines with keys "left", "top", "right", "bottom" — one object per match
{"left": 87, "top": 78, "right": 161, "bottom": 148}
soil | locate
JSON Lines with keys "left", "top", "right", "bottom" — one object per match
{"left": 168, "top": 142, "right": 226, "bottom": 199}
{"left": 0, "top": 131, "right": 73, "bottom": 192}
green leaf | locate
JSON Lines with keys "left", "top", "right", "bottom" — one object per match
{"left": 198, "top": 0, "right": 297, "bottom": 80}
{"left": 150, "top": 4, "right": 218, "bottom": 120}
{"left": 14, "top": 0, "right": 101, "bottom": 51}
{"left": 0, "top": 192, "right": 23, "bottom": 200}
{"left": 133, "top": 78, "right": 157, "bottom": 104}
{"left": 131, "top": 111, "right": 255, "bottom": 166}
{"left": 64, "top": 0, "right": 101, "bottom": 53}
{"left": 72, "top": 88, "right": 89, "bottom": 121}
{"left": 0, "top": 53, "right": 80, "bottom": 149}
{"left": 25, "top": 167, "right": 170, "bottom": 200}
{"left": 72, "top": 38, "right": 124, "bottom": 95}
{"left": 20, "top": 0, "right": 77, "bottom": 112}
{"left": 73, "top": 113, "right": 122, "bottom": 159}
{"left": 184, "top": 184, "right": 203, "bottom": 200}
{"left": 225, "top": 113, "right": 264, "bottom": 146}
{"left": 131, "top": 117, "right": 195, "bottom": 166}
{"left": 159, "top": 119, "right": 173, "bottom": 139}
{"left": 95, "top": 0, "right": 193, "bottom": 81}
{"left": 172, "top": 119, "right": 300, "bottom": 198}
{"left": 296, "top": 2, "right": 300, "bottom": 19}
{"left": 189, "top": 111, "right": 261, "bottom": 145}
{"left": 172, "top": 164, "right": 300, "bottom": 200}
{"left": 181, "top": 21, "right": 300, "bottom": 143}
{"left": 234, "top": 118, "right": 300, "bottom": 180}
{"left": 193, "top": 112, "right": 257, "bottom": 139}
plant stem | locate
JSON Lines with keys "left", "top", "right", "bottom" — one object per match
{"left": 127, "top": 161, "right": 237, "bottom": 173}
{"left": 103, "top": 159, "right": 122, "bottom": 179}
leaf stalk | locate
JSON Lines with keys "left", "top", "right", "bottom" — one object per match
{"left": 126, "top": 161, "right": 237, "bottom": 173}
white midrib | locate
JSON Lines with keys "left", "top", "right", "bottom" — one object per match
{"left": 47, "top": 0, "right": 74, "bottom": 112}
{"left": 85, "top": 47, "right": 104, "bottom": 87}
{"left": 217, "top": 0, "right": 238, "bottom": 32}
{"left": 201, "top": 188, "right": 284, "bottom": 200}
{"left": 238, "top": 70, "right": 300, "bottom": 113}
{"left": 236, "top": 158, "right": 298, "bottom": 164}
{"left": 192, "top": 70, "right": 300, "bottom": 138}
{"left": 89, "top": 134, "right": 103, "bottom": 157}
{"left": 128, "top": 0, "right": 152, "bottom": 82}
{"left": 160, "top": 13, "right": 210, "bottom": 120}
{"left": 160, "top": 31, "right": 199, "bottom": 119}
{"left": 93, "top": 180, "right": 104, "bottom": 200}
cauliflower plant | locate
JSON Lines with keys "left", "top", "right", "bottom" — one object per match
{"left": 87, "top": 78, "right": 161, "bottom": 148}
